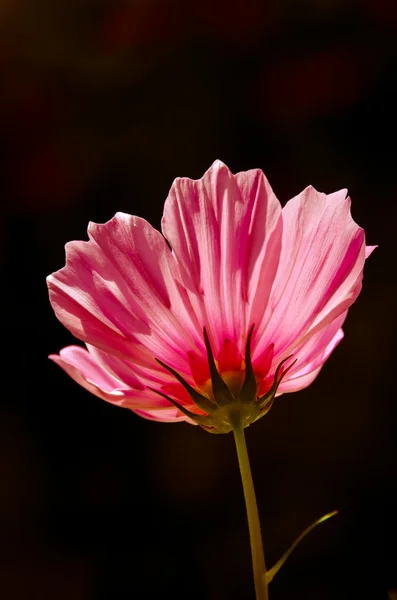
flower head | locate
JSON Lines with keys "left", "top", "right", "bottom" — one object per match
{"left": 47, "top": 161, "right": 375, "bottom": 432}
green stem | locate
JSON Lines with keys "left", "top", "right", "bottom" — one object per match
{"left": 232, "top": 419, "right": 268, "bottom": 600}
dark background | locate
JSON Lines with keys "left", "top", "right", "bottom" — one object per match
{"left": 1, "top": 1, "right": 396, "bottom": 599}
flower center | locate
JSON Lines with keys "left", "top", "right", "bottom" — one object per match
{"left": 150, "top": 326, "right": 296, "bottom": 434}
{"left": 201, "top": 368, "right": 246, "bottom": 401}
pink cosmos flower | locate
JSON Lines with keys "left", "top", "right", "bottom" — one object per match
{"left": 47, "top": 160, "right": 374, "bottom": 433}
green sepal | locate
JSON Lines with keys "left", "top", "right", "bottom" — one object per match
{"left": 240, "top": 324, "right": 257, "bottom": 403}
{"left": 155, "top": 358, "right": 215, "bottom": 414}
{"left": 258, "top": 355, "right": 297, "bottom": 412}
{"left": 203, "top": 328, "right": 235, "bottom": 406}
{"left": 148, "top": 387, "right": 211, "bottom": 425}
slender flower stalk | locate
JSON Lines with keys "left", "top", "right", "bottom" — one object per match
{"left": 232, "top": 417, "right": 268, "bottom": 600}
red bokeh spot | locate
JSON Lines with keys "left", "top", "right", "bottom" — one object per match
{"left": 100, "top": 1, "right": 182, "bottom": 52}
{"left": 256, "top": 47, "right": 370, "bottom": 123}
{"left": 197, "top": 0, "right": 271, "bottom": 46}
{"left": 0, "top": 79, "right": 62, "bottom": 144}
{"left": 10, "top": 143, "right": 85, "bottom": 211}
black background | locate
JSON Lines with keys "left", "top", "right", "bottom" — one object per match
{"left": 1, "top": 1, "right": 396, "bottom": 599}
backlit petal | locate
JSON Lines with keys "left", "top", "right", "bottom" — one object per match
{"left": 254, "top": 186, "right": 365, "bottom": 362}
{"left": 162, "top": 160, "right": 282, "bottom": 353}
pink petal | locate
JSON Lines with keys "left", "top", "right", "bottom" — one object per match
{"left": 254, "top": 186, "right": 366, "bottom": 362}
{"left": 49, "top": 345, "right": 132, "bottom": 405}
{"left": 277, "top": 327, "right": 344, "bottom": 394}
{"left": 162, "top": 160, "right": 283, "bottom": 353}
{"left": 47, "top": 213, "right": 205, "bottom": 378}
{"left": 87, "top": 344, "right": 202, "bottom": 413}
{"left": 49, "top": 345, "right": 191, "bottom": 418}
{"left": 283, "top": 310, "right": 347, "bottom": 376}
{"left": 134, "top": 407, "right": 196, "bottom": 424}
{"left": 85, "top": 343, "right": 167, "bottom": 390}
{"left": 365, "top": 245, "right": 377, "bottom": 259}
